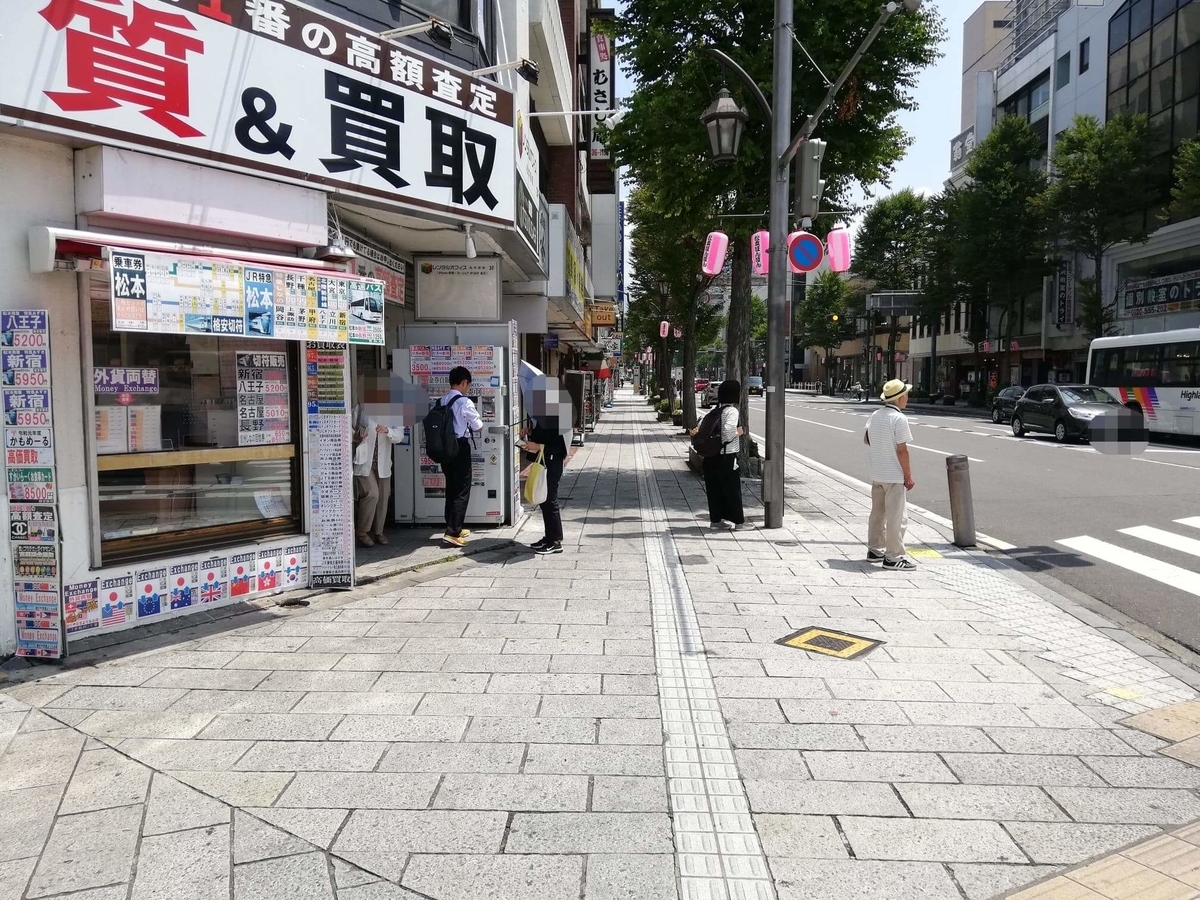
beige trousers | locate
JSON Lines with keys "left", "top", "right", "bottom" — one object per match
{"left": 354, "top": 471, "right": 391, "bottom": 535}
{"left": 868, "top": 481, "right": 908, "bottom": 561}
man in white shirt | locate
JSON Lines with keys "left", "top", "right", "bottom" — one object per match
{"left": 440, "top": 366, "right": 484, "bottom": 548}
{"left": 352, "top": 401, "right": 404, "bottom": 548}
{"left": 863, "top": 379, "right": 916, "bottom": 570}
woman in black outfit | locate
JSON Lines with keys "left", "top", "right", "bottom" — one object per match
{"left": 704, "top": 379, "right": 746, "bottom": 530}
{"left": 521, "top": 414, "right": 569, "bottom": 555}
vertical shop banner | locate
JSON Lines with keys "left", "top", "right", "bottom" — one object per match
{"left": 307, "top": 342, "right": 354, "bottom": 588}
{"left": 2, "top": 311, "right": 63, "bottom": 657}
{"left": 617, "top": 201, "right": 626, "bottom": 305}
{"left": 587, "top": 10, "right": 617, "bottom": 160}
{"left": 1056, "top": 260, "right": 1076, "bottom": 326}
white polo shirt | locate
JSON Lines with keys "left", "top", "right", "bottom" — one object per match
{"left": 866, "top": 405, "right": 913, "bottom": 484}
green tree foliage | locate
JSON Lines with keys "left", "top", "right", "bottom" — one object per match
{"left": 1170, "top": 139, "right": 1200, "bottom": 222}
{"left": 795, "top": 272, "right": 854, "bottom": 392}
{"left": 1036, "top": 114, "right": 1160, "bottom": 337}
{"left": 609, "top": 0, "right": 944, "bottom": 446}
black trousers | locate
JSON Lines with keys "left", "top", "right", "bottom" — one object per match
{"left": 540, "top": 454, "right": 565, "bottom": 543}
{"left": 703, "top": 454, "right": 744, "bottom": 525}
{"left": 442, "top": 438, "right": 473, "bottom": 536}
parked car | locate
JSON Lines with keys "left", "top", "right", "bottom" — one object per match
{"left": 990, "top": 386, "right": 1025, "bottom": 423}
{"left": 1010, "top": 384, "right": 1122, "bottom": 443}
{"left": 694, "top": 377, "right": 710, "bottom": 393}
{"left": 701, "top": 381, "right": 721, "bottom": 408}
{"left": 746, "top": 376, "right": 764, "bottom": 396}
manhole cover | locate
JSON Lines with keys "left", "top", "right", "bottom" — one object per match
{"left": 678, "top": 555, "right": 709, "bottom": 565}
{"left": 773, "top": 540, "right": 799, "bottom": 547}
{"left": 776, "top": 626, "right": 883, "bottom": 660}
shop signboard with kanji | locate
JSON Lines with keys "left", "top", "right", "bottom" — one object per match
{"left": 1121, "top": 268, "right": 1200, "bottom": 319}
{"left": 0, "top": 311, "right": 64, "bottom": 658}
{"left": 1, "top": 0, "right": 515, "bottom": 227}
{"left": 109, "top": 248, "right": 386, "bottom": 345}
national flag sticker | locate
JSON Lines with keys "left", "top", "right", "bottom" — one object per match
{"left": 136, "top": 567, "right": 167, "bottom": 619}
{"left": 229, "top": 552, "right": 256, "bottom": 597}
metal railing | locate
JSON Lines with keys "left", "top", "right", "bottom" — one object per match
{"left": 997, "top": 0, "right": 1071, "bottom": 76}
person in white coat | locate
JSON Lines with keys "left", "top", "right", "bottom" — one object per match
{"left": 352, "top": 403, "right": 403, "bottom": 547}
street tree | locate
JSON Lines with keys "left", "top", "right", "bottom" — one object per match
{"left": 1170, "top": 139, "right": 1200, "bottom": 222}
{"left": 795, "top": 271, "right": 854, "bottom": 393}
{"left": 610, "top": 0, "right": 944, "bottom": 454}
{"left": 851, "top": 188, "right": 929, "bottom": 379}
{"left": 1036, "top": 114, "right": 1159, "bottom": 337}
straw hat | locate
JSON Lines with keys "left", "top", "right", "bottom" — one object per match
{"left": 881, "top": 379, "right": 912, "bottom": 403}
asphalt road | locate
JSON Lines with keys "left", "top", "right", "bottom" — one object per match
{"left": 744, "top": 394, "right": 1200, "bottom": 652}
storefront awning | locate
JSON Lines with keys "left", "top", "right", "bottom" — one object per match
{"left": 29, "top": 227, "right": 349, "bottom": 275}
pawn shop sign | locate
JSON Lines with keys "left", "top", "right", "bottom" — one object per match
{"left": 787, "top": 231, "right": 825, "bottom": 274}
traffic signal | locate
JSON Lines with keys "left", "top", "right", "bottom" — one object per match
{"left": 828, "top": 313, "right": 840, "bottom": 324}
{"left": 794, "top": 139, "right": 826, "bottom": 222}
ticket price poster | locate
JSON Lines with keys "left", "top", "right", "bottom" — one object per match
{"left": 110, "top": 249, "right": 385, "bottom": 346}
{"left": 1, "top": 311, "right": 63, "bottom": 658}
{"left": 236, "top": 352, "right": 291, "bottom": 446}
{"left": 306, "top": 342, "right": 354, "bottom": 589}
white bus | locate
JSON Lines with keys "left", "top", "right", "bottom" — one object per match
{"left": 1087, "top": 328, "right": 1200, "bottom": 437}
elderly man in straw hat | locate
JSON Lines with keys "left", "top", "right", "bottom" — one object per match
{"left": 863, "top": 378, "right": 917, "bottom": 570}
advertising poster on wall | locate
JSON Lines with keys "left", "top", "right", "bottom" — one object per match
{"left": 236, "top": 352, "right": 291, "bottom": 446}
{"left": 110, "top": 249, "right": 385, "bottom": 345}
{"left": 64, "top": 580, "right": 101, "bottom": 635}
{"left": 1, "top": 310, "right": 63, "bottom": 658}
{"left": 307, "top": 342, "right": 354, "bottom": 589}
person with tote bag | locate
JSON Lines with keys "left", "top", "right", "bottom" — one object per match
{"left": 520, "top": 410, "right": 569, "bottom": 555}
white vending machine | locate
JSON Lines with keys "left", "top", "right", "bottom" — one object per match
{"left": 391, "top": 324, "right": 520, "bottom": 527}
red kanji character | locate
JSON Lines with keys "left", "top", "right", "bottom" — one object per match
{"left": 39, "top": 0, "right": 205, "bottom": 139}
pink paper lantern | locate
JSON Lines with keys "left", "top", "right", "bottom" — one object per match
{"left": 659, "top": 320, "right": 669, "bottom": 338}
{"left": 826, "top": 226, "right": 851, "bottom": 273}
{"left": 701, "top": 231, "right": 729, "bottom": 276}
{"left": 751, "top": 231, "right": 769, "bottom": 276}
{"left": 785, "top": 231, "right": 805, "bottom": 274}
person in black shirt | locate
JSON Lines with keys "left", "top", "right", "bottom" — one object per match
{"left": 520, "top": 413, "right": 568, "bottom": 555}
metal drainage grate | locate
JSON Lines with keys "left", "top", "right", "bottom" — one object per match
{"left": 776, "top": 626, "right": 883, "bottom": 660}
{"left": 677, "top": 555, "right": 709, "bottom": 566}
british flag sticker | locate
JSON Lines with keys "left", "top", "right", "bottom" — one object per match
{"left": 199, "top": 556, "right": 227, "bottom": 605}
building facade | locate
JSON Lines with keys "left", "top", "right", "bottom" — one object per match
{"left": 0, "top": 0, "right": 617, "bottom": 658}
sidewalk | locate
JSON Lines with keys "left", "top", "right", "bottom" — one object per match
{"left": 4, "top": 392, "right": 1200, "bottom": 900}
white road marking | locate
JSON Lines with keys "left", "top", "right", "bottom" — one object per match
{"left": 1146, "top": 448, "right": 1200, "bottom": 453}
{"left": 785, "top": 415, "right": 854, "bottom": 433}
{"left": 1121, "top": 525, "right": 1200, "bottom": 559}
{"left": 1132, "top": 457, "right": 1200, "bottom": 470}
{"left": 907, "top": 443, "right": 985, "bottom": 463}
{"left": 1176, "top": 517, "right": 1200, "bottom": 530}
{"left": 1057, "top": 536, "right": 1200, "bottom": 598}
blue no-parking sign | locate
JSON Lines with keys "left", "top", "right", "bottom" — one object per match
{"left": 787, "top": 232, "right": 824, "bottom": 273}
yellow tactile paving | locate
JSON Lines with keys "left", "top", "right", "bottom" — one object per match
{"left": 1009, "top": 876, "right": 1109, "bottom": 900}
{"left": 1124, "top": 835, "right": 1200, "bottom": 889}
{"left": 1067, "top": 854, "right": 1199, "bottom": 900}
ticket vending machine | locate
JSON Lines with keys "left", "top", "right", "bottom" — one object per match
{"left": 391, "top": 323, "right": 521, "bottom": 527}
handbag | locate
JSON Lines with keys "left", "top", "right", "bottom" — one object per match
{"left": 523, "top": 448, "right": 548, "bottom": 505}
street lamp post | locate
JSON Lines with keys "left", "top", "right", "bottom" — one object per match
{"left": 700, "top": 0, "right": 921, "bottom": 528}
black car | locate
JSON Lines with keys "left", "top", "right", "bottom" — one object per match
{"left": 990, "top": 386, "right": 1025, "bottom": 423}
{"left": 1010, "top": 383, "right": 1122, "bottom": 443}
{"left": 746, "top": 376, "right": 764, "bottom": 395}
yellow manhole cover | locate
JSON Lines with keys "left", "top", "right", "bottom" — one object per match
{"left": 909, "top": 547, "right": 943, "bottom": 559}
{"left": 776, "top": 626, "right": 883, "bottom": 660}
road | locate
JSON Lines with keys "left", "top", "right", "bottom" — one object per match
{"left": 743, "top": 394, "right": 1200, "bottom": 652}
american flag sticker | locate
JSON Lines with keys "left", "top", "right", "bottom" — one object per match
{"left": 99, "top": 573, "right": 133, "bottom": 629}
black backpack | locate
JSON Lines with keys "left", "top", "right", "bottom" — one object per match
{"left": 691, "top": 404, "right": 729, "bottom": 458}
{"left": 423, "top": 395, "right": 467, "bottom": 464}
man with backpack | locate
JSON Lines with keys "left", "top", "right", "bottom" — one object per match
{"left": 691, "top": 379, "right": 746, "bottom": 530}
{"left": 423, "top": 366, "right": 483, "bottom": 548}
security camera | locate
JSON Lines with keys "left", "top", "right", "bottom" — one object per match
{"left": 517, "top": 59, "right": 540, "bottom": 86}
{"left": 429, "top": 18, "right": 454, "bottom": 47}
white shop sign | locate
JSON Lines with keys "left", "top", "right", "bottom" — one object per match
{"left": 0, "top": 0, "right": 515, "bottom": 227}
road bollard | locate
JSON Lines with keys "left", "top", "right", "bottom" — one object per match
{"left": 945, "top": 454, "right": 976, "bottom": 548}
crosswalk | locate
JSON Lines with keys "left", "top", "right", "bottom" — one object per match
{"left": 1058, "top": 519, "right": 1200, "bottom": 598}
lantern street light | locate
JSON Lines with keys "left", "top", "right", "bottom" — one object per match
{"left": 701, "top": 89, "right": 749, "bottom": 163}
{"left": 698, "top": 0, "right": 923, "bottom": 530}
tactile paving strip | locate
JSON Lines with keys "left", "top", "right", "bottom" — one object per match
{"left": 632, "top": 422, "right": 776, "bottom": 900}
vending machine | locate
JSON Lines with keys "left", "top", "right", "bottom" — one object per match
{"left": 391, "top": 323, "right": 520, "bottom": 526}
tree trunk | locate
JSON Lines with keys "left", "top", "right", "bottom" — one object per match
{"left": 682, "top": 321, "right": 698, "bottom": 429}
{"left": 887, "top": 315, "right": 898, "bottom": 380}
{"left": 728, "top": 236, "right": 755, "bottom": 461}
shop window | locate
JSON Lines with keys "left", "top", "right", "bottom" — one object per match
{"left": 1152, "top": 60, "right": 1176, "bottom": 111}
{"left": 1154, "top": 17, "right": 1177, "bottom": 65}
{"left": 1156, "top": 0, "right": 1179, "bottom": 22}
{"left": 1178, "top": 43, "right": 1200, "bottom": 99}
{"left": 1162, "top": 342, "right": 1200, "bottom": 386}
{"left": 1111, "top": 8, "right": 1131, "bottom": 52}
{"left": 1081, "top": 37, "right": 1092, "bottom": 73}
{"left": 1110, "top": 45, "right": 1130, "bottom": 89}
{"left": 1133, "top": 0, "right": 1154, "bottom": 37}
{"left": 1130, "top": 31, "right": 1153, "bottom": 80}
{"left": 90, "top": 292, "right": 301, "bottom": 565}
{"left": 1057, "top": 53, "right": 1072, "bottom": 88}
{"left": 1175, "top": 95, "right": 1199, "bottom": 143}
{"left": 1181, "top": 1, "right": 1200, "bottom": 48}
